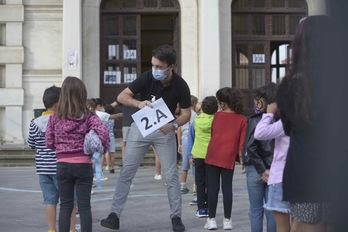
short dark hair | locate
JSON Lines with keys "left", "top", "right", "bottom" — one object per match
{"left": 104, "top": 104, "right": 114, "bottom": 114}
{"left": 42, "top": 85, "right": 61, "bottom": 109}
{"left": 152, "top": 44, "right": 176, "bottom": 66}
{"left": 201, "top": 96, "right": 218, "bottom": 115}
{"left": 93, "top": 98, "right": 105, "bottom": 107}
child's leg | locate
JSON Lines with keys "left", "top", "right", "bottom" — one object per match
{"left": 194, "top": 158, "right": 208, "bottom": 210}
{"left": 104, "top": 152, "right": 110, "bottom": 170}
{"left": 108, "top": 137, "right": 116, "bottom": 171}
{"left": 181, "top": 170, "right": 188, "bottom": 190}
{"left": 57, "top": 163, "right": 75, "bottom": 232}
{"left": 69, "top": 205, "right": 77, "bottom": 232}
{"left": 180, "top": 141, "right": 190, "bottom": 192}
{"left": 206, "top": 164, "right": 220, "bottom": 218}
{"left": 221, "top": 167, "right": 234, "bottom": 219}
{"left": 39, "top": 174, "right": 59, "bottom": 231}
{"left": 273, "top": 211, "right": 290, "bottom": 232}
{"left": 92, "top": 152, "right": 102, "bottom": 189}
{"left": 45, "top": 205, "right": 57, "bottom": 231}
{"left": 74, "top": 164, "right": 93, "bottom": 232}
{"left": 109, "top": 151, "right": 115, "bottom": 171}
{"left": 153, "top": 146, "right": 161, "bottom": 178}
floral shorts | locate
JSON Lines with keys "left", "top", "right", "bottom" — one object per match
{"left": 290, "top": 202, "right": 332, "bottom": 223}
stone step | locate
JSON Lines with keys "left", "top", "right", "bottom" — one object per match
{"left": 0, "top": 144, "right": 156, "bottom": 167}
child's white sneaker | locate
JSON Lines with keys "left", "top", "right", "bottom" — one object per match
{"left": 223, "top": 218, "right": 233, "bottom": 230}
{"left": 204, "top": 218, "right": 217, "bottom": 230}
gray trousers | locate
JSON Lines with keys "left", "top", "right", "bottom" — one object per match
{"left": 111, "top": 123, "right": 182, "bottom": 218}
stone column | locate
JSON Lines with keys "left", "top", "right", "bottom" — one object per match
{"left": 62, "top": 0, "right": 82, "bottom": 79}
{"left": 219, "top": 0, "right": 233, "bottom": 88}
{"left": 198, "top": 0, "right": 221, "bottom": 97}
{"left": 306, "top": 0, "right": 327, "bottom": 15}
{"left": 0, "top": 1, "right": 25, "bottom": 144}
{"left": 178, "top": 0, "right": 199, "bottom": 97}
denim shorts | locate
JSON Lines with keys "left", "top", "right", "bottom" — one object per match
{"left": 181, "top": 141, "right": 191, "bottom": 171}
{"left": 108, "top": 137, "right": 116, "bottom": 152}
{"left": 39, "top": 174, "right": 59, "bottom": 205}
{"left": 264, "top": 183, "right": 290, "bottom": 213}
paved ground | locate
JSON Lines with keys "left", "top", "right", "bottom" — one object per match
{"left": 0, "top": 164, "right": 259, "bottom": 232}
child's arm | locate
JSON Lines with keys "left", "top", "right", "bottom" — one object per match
{"left": 187, "top": 123, "right": 195, "bottom": 160}
{"left": 88, "top": 114, "right": 110, "bottom": 153}
{"left": 255, "top": 114, "right": 284, "bottom": 140}
{"left": 45, "top": 115, "right": 56, "bottom": 149}
{"left": 110, "top": 101, "right": 118, "bottom": 107}
{"left": 109, "top": 112, "right": 123, "bottom": 120}
{"left": 27, "top": 120, "right": 39, "bottom": 149}
{"left": 237, "top": 118, "right": 247, "bottom": 163}
{"left": 246, "top": 127, "right": 268, "bottom": 174}
{"left": 177, "top": 126, "right": 182, "bottom": 154}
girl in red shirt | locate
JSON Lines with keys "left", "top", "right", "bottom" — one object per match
{"left": 204, "top": 87, "right": 247, "bottom": 230}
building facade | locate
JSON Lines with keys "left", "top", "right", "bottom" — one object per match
{"left": 0, "top": 0, "right": 326, "bottom": 144}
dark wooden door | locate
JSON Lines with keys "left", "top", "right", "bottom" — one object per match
{"left": 100, "top": 0, "right": 180, "bottom": 137}
{"left": 232, "top": 0, "right": 307, "bottom": 115}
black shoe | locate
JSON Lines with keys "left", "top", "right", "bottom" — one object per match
{"left": 101, "top": 212, "right": 119, "bottom": 230}
{"left": 172, "top": 216, "right": 185, "bottom": 232}
{"left": 110, "top": 169, "right": 115, "bottom": 173}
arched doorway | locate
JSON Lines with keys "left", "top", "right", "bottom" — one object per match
{"left": 100, "top": 0, "right": 180, "bottom": 136}
{"left": 231, "top": 0, "right": 307, "bottom": 115}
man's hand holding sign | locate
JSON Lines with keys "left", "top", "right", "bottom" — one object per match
{"left": 131, "top": 98, "right": 174, "bottom": 137}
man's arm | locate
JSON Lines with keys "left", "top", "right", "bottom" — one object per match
{"left": 174, "top": 107, "right": 191, "bottom": 128}
{"left": 117, "top": 87, "right": 151, "bottom": 109}
{"left": 159, "top": 107, "right": 191, "bottom": 135}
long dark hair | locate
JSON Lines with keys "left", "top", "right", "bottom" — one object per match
{"left": 56, "top": 76, "right": 89, "bottom": 119}
{"left": 277, "top": 15, "right": 342, "bottom": 126}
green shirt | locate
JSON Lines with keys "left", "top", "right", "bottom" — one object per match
{"left": 191, "top": 113, "right": 214, "bottom": 159}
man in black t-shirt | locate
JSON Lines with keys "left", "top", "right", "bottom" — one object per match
{"left": 101, "top": 45, "right": 191, "bottom": 232}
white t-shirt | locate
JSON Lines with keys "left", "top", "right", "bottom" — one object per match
{"left": 181, "top": 109, "right": 197, "bottom": 141}
{"left": 96, "top": 111, "right": 110, "bottom": 123}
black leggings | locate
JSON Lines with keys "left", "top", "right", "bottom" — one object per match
{"left": 206, "top": 164, "right": 235, "bottom": 218}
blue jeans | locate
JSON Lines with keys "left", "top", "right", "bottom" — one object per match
{"left": 57, "top": 162, "right": 93, "bottom": 232}
{"left": 92, "top": 152, "right": 102, "bottom": 189}
{"left": 246, "top": 165, "right": 275, "bottom": 232}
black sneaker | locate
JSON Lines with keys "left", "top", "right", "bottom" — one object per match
{"left": 110, "top": 169, "right": 115, "bottom": 173}
{"left": 100, "top": 212, "right": 119, "bottom": 230}
{"left": 171, "top": 216, "right": 185, "bottom": 232}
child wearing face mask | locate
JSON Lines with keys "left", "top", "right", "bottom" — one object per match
{"left": 203, "top": 87, "right": 247, "bottom": 230}
{"left": 242, "top": 82, "right": 277, "bottom": 232}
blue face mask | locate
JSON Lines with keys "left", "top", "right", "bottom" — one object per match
{"left": 254, "top": 105, "right": 261, "bottom": 114}
{"left": 152, "top": 68, "right": 168, "bottom": 81}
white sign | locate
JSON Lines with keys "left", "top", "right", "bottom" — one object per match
{"left": 131, "top": 98, "right": 174, "bottom": 137}
{"left": 67, "top": 50, "right": 77, "bottom": 70}
{"left": 253, "top": 54, "right": 265, "bottom": 63}
{"left": 124, "top": 49, "right": 136, "bottom": 59}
